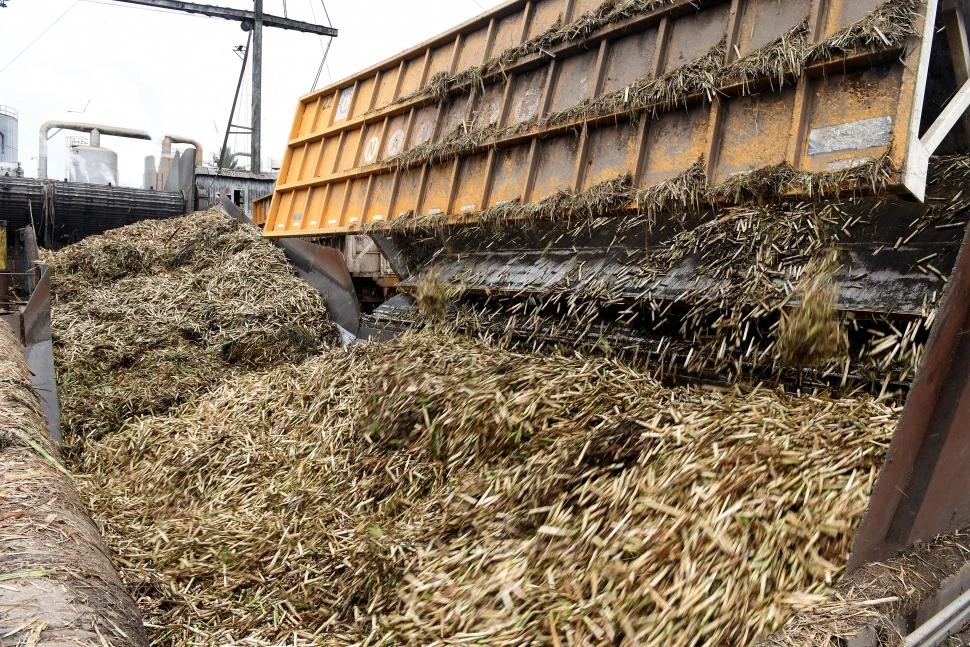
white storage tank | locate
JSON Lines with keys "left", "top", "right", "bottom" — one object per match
{"left": 68, "top": 137, "right": 119, "bottom": 186}
{"left": 143, "top": 155, "right": 157, "bottom": 190}
{"left": 0, "top": 105, "right": 18, "bottom": 164}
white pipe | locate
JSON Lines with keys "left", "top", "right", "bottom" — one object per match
{"left": 38, "top": 121, "right": 151, "bottom": 179}
{"left": 157, "top": 134, "right": 204, "bottom": 190}
{"left": 161, "top": 135, "right": 203, "bottom": 166}
{"left": 905, "top": 587, "right": 970, "bottom": 646}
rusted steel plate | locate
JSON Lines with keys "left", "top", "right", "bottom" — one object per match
{"left": 386, "top": 189, "right": 954, "bottom": 317}
{"left": 264, "top": 0, "right": 939, "bottom": 238}
{"left": 849, "top": 204, "right": 970, "bottom": 570}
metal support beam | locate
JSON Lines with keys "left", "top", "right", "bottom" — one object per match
{"left": 920, "top": 75, "right": 970, "bottom": 154}
{"left": 919, "top": 1, "right": 970, "bottom": 156}
{"left": 942, "top": 0, "right": 970, "bottom": 138}
{"left": 109, "top": 0, "right": 337, "bottom": 36}
{"left": 252, "top": 0, "right": 263, "bottom": 174}
{"left": 109, "top": 0, "right": 336, "bottom": 175}
{"left": 219, "top": 30, "right": 251, "bottom": 173}
{"left": 944, "top": 0, "right": 970, "bottom": 145}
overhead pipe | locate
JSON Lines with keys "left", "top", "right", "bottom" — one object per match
{"left": 157, "top": 134, "right": 204, "bottom": 190}
{"left": 38, "top": 121, "right": 151, "bottom": 179}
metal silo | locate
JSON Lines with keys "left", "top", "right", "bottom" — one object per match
{"left": 0, "top": 106, "right": 18, "bottom": 164}
{"left": 67, "top": 131, "right": 119, "bottom": 186}
{"left": 69, "top": 146, "right": 119, "bottom": 185}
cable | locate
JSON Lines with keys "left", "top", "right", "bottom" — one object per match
{"left": 311, "top": 36, "right": 333, "bottom": 91}
{"left": 318, "top": 0, "right": 333, "bottom": 85}
{"left": 79, "top": 0, "right": 174, "bottom": 16}
{"left": 306, "top": 0, "right": 333, "bottom": 88}
{"left": 0, "top": 0, "right": 80, "bottom": 76}
{"left": 468, "top": 0, "right": 486, "bottom": 10}
{"left": 305, "top": 0, "right": 327, "bottom": 54}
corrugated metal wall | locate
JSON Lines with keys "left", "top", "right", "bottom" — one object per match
{"left": 0, "top": 177, "right": 184, "bottom": 248}
{"left": 195, "top": 170, "right": 276, "bottom": 218}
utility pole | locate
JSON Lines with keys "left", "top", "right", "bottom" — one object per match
{"left": 251, "top": 0, "right": 263, "bottom": 173}
{"left": 109, "top": 0, "right": 337, "bottom": 173}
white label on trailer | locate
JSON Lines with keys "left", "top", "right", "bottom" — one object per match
{"left": 335, "top": 87, "right": 354, "bottom": 121}
{"left": 386, "top": 129, "right": 405, "bottom": 157}
{"left": 363, "top": 136, "right": 381, "bottom": 163}
{"left": 808, "top": 116, "right": 892, "bottom": 155}
{"left": 824, "top": 156, "right": 871, "bottom": 172}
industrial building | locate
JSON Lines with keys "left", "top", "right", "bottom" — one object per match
{"left": 193, "top": 166, "right": 277, "bottom": 220}
{"left": 0, "top": 113, "right": 187, "bottom": 247}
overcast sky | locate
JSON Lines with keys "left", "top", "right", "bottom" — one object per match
{"left": 0, "top": 0, "right": 503, "bottom": 187}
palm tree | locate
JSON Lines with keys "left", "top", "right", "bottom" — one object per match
{"left": 211, "top": 146, "right": 240, "bottom": 170}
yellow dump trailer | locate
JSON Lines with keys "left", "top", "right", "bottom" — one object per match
{"left": 264, "top": 0, "right": 941, "bottom": 237}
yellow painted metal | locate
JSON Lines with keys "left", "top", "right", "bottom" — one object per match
{"left": 251, "top": 194, "right": 271, "bottom": 227}
{"left": 264, "top": 0, "right": 939, "bottom": 238}
{"left": 0, "top": 224, "right": 7, "bottom": 271}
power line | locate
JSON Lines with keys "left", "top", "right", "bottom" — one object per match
{"left": 80, "top": 0, "right": 175, "bottom": 17}
{"left": 0, "top": 1, "right": 81, "bottom": 76}
{"left": 317, "top": 0, "right": 333, "bottom": 85}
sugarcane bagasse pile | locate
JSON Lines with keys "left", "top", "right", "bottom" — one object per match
{"left": 70, "top": 325, "right": 896, "bottom": 645}
{"left": 40, "top": 208, "right": 905, "bottom": 645}
{"left": 46, "top": 210, "right": 337, "bottom": 458}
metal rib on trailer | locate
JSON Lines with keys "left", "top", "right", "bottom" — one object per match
{"left": 386, "top": 187, "right": 957, "bottom": 317}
